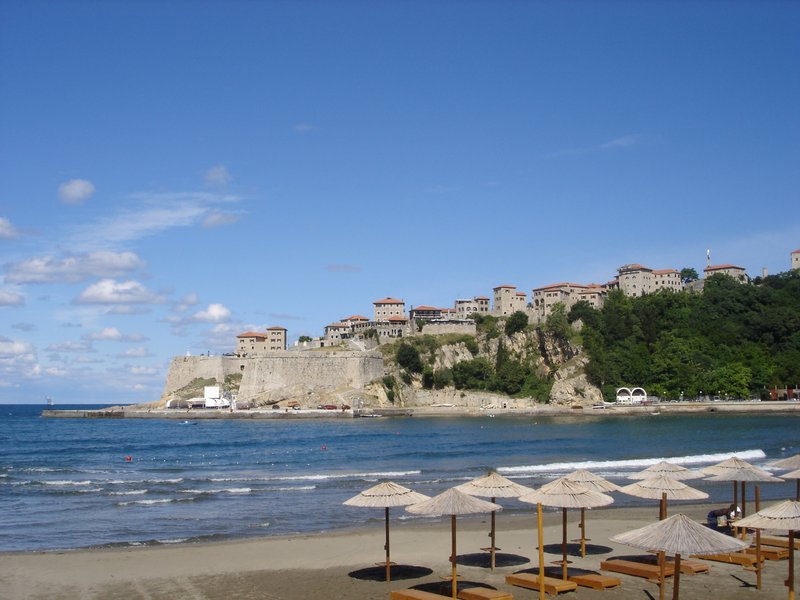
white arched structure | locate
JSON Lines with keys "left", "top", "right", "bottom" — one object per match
{"left": 616, "top": 387, "right": 648, "bottom": 405}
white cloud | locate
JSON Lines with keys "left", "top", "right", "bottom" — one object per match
{"left": 5, "top": 251, "right": 145, "bottom": 284}
{"left": 174, "top": 293, "right": 199, "bottom": 313}
{"left": 191, "top": 303, "right": 231, "bottom": 323}
{"left": 0, "top": 337, "right": 38, "bottom": 377}
{"left": 84, "top": 327, "right": 123, "bottom": 341}
{"left": 67, "top": 192, "right": 240, "bottom": 251}
{"left": 547, "top": 134, "right": 640, "bottom": 158}
{"left": 117, "top": 346, "right": 151, "bottom": 358}
{"left": 204, "top": 165, "right": 232, "bottom": 187}
{"left": 44, "top": 366, "right": 69, "bottom": 377}
{"left": 202, "top": 212, "right": 240, "bottom": 229}
{"left": 11, "top": 322, "right": 35, "bottom": 332}
{"left": 0, "top": 289, "right": 24, "bottom": 306}
{"left": 127, "top": 365, "right": 159, "bottom": 376}
{"left": 294, "top": 124, "right": 314, "bottom": 133}
{"left": 599, "top": 135, "right": 639, "bottom": 150}
{"left": 58, "top": 179, "right": 95, "bottom": 204}
{"left": 0, "top": 217, "right": 20, "bottom": 240}
{"left": 75, "top": 279, "right": 164, "bottom": 305}
{"left": 45, "top": 341, "right": 92, "bottom": 353}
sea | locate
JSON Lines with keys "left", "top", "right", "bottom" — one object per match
{"left": 0, "top": 404, "right": 797, "bottom": 553}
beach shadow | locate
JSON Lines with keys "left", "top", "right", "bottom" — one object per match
{"left": 411, "top": 580, "right": 502, "bottom": 597}
{"left": 456, "top": 552, "right": 530, "bottom": 568}
{"left": 542, "top": 542, "right": 613, "bottom": 556}
{"left": 347, "top": 564, "right": 433, "bottom": 581}
{"left": 514, "top": 565, "right": 606, "bottom": 579}
{"left": 730, "top": 574, "right": 757, "bottom": 588}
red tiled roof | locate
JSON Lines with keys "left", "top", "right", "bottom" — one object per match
{"left": 791, "top": 249, "right": 800, "bottom": 254}
{"left": 619, "top": 264, "right": 652, "bottom": 272}
{"left": 267, "top": 326, "right": 287, "bottom": 331}
{"left": 237, "top": 331, "right": 268, "bottom": 339}
{"left": 474, "top": 296, "right": 489, "bottom": 300}
{"left": 704, "top": 264, "right": 744, "bottom": 271}
{"left": 373, "top": 297, "right": 404, "bottom": 305}
{"left": 412, "top": 305, "right": 440, "bottom": 311}
{"left": 652, "top": 269, "right": 679, "bottom": 275}
{"left": 326, "top": 322, "right": 349, "bottom": 329}
{"left": 386, "top": 316, "right": 408, "bottom": 322}
{"left": 515, "top": 292, "right": 526, "bottom": 296}
{"left": 343, "top": 315, "right": 369, "bottom": 321}
{"left": 493, "top": 284, "right": 516, "bottom": 290}
{"left": 533, "top": 282, "right": 587, "bottom": 291}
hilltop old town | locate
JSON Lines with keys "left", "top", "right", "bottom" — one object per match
{"left": 234, "top": 249, "right": 800, "bottom": 356}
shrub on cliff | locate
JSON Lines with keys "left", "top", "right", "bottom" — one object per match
{"left": 505, "top": 311, "right": 528, "bottom": 336}
{"left": 397, "top": 343, "right": 423, "bottom": 373}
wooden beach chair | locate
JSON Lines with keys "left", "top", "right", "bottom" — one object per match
{"left": 692, "top": 552, "right": 762, "bottom": 568}
{"left": 567, "top": 573, "right": 621, "bottom": 590}
{"left": 457, "top": 587, "right": 514, "bottom": 600}
{"left": 637, "top": 555, "right": 710, "bottom": 574}
{"left": 744, "top": 546, "right": 790, "bottom": 560}
{"left": 761, "top": 535, "right": 800, "bottom": 550}
{"left": 505, "top": 573, "right": 578, "bottom": 595}
{"left": 391, "top": 589, "right": 452, "bottom": 600}
{"left": 600, "top": 559, "right": 675, "bottom": 583}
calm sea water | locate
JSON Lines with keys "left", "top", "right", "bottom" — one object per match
{"left": 0, "top": 405, "right": 797, "bottom": 552}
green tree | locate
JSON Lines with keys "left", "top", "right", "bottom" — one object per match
{"left": 396, "top": 343, "right": 423, "bottom": 373}
{"left": 545, "top": 303, "right": 571, "bottom": 339}
{"left": 680, "top": 267, "right": 699, "bottom": 283}
{"left": 298, "top": 335, "right": 312, "bottom": 343}
{"left": 505, "top": 311, "right": 528, "bottom": 336}
{"left": 452, "top": 358, "right": 493, "bottom": 390}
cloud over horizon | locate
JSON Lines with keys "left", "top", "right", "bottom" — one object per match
{"left": 74, "top": 279, "right": 164, "bottom": 305}
{"left": 5, "top": 251, "right": 145, "bottom": 284}
{"left": 58, "top": 179, "right": 96, "bottom": 204}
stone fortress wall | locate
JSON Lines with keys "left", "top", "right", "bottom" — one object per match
{"left": 162, "top": 351, "right": 385, "bottom": 405}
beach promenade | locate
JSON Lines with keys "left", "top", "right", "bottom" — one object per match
{"left": 1, "top": 503, "right": 792, "bottom": 600}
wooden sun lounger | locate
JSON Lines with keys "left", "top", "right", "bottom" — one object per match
{"left": 745, "top": 546, "right": 790, "bottom": 560}
{"left": 600, "top": 559, "right": 675, "bottom": 582}
{"left": 506, "top": 573, "right": 578, "bottom": 595}
{"left": 637, "top": 555, "right": 710, "bottom": 574}
{"left": 457, "top": 587, "right": 514, "bottom": 600}
{"left": 693, "top": 552, "right": 762, "bottom": 568}
{"left": 391, "top": 590, "right": 451, "bottom": 600}
{"left": 568, "top": 573, "right": 621, "bottom": 590}
{"left": 760, "top": 536, "right": 800, "bottom": 550}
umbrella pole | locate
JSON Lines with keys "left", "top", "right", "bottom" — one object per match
{"left": 672, "top": 553, "right": 681, "bottom": 600}
{"left": 580, "top": 507, "right": 586, "bottom": 558}
{"left": 660, "top": 492, "right": 667, "bottom": 520}
{"left": 796, "top": 479, "right": 799, "bottom": 502}
{"left": 451, "top": 515, "right": 457, "bottom": 600}
{"left": 537, "top": 503, "right": 545, "bottom": 600}
{"left": 658, "top": 551, "right": 666, "bottom": 600}
{"left": 788, "top": 530, "right": 795, "bottom": 600}
{"left": 385, "top": 507, "right": 391, "bottom": 582}
{"left": 490, "top": 497, "right": 497, "bottom": 571}
{"left": 755, "top": 486, "right": 761, "bottom": 590}
{"left": 562, "top": 508, "right": 568, "bottom": 581}
{"left": 741, "top": 481, "right": 748, "bottom": 540}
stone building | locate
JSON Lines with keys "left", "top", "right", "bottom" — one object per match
{"left": 652, "top": 269, "right": 683, "bottom": 292}
{"left": 531, "top": 282, "right": 608, "bottom": 322}
{"left": 492, "top": 285, "right": 527, "bottom": 316}
{"left": 409, "top": 305, "right": 443, "bottom": 321}
{"left": 792, "top": 249, "right": 800, "bottom": 271}
{"left": 454, "top": 296, "right": 490, "bottom": 318}
{"left": 704, "top": 264, "right": 749, "bottom": 283}
{"left": 236, "top": 326, "right": 287, "bottom": 355}
{"left": 615, "top": 264, "right": 683, "bottom": 297}
{"left": 373, "top": 297, "right": 406, "bottom": 321}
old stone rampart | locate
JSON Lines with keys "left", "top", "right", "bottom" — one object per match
{"left": 161, "top": 351, "right": 385, "bottom": 406}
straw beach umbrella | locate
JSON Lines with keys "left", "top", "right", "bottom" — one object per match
{"left": 561, "top": 469, "right": 621, "bottom": 557}
{"left": 702, "top": 456, "right": 783, "bottom": 518}
{"left": 519, "top": 478, "right": 614, "bottom": 581}
{"left": 456, "top": 471, "right": 533, "bottom": 570}
{"left": 611, "top": 513, "right": 747, "bottom": 600}
{"left": 771, "top": 454, "right": 800, "bottom": 470}
{"left": 629, "top": 460, "right": 704, "bottom": 481}
{"left": 781, "top": 468, "right": 800, "bottom": 501}
{"left": 736, "top": 499, "right": 800, "bottom": 600}
{"left": 344, "top": 481, "right": 429, "bottom": 582}
{"left": 406, "top": 487, "right": 501, "bottom": 600}
{"left": 619, "top": 475, "right": 708, "bottom": 520}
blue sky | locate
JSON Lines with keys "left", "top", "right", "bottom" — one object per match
{"left": 1, "top": 1, "right": 798, "bottom": 404}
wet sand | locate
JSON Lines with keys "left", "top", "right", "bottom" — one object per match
{"left": 0, "top": 502, "right": 794, "bottom": 599}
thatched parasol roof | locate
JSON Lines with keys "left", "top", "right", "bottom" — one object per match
{"left": 612, "top": 513, "right": 748, "bottom": 556}
{"left": 519, "top": 477, "right": 614, "bottom": 508}
{"left": 344, "top": 481, "right": 430, "bottom": 508}
{"left": 619, "top": 475, "right": 708, "bottom": 501}
{"left": 702, "top": 456, "right": 782, "bottom": 482}
{"left": 629, "top": 460, "right": 704, "bottom": 481}
{"left": 770, "top": 454, "right": 800, "bottom": 470}
{"left": 406, "top": 487, "right": 501, "bottom": 516}
{"left": 736, "top": 499, "right": 800, "bottom": 530}
{"left": 561, "top": 468, "right": 621, "bottom": 492}
{"left": 781, "top": 468, "right": 800, "bottom": 481}
{"left": 456, "top": 471, "right": 534, "bottom": 498}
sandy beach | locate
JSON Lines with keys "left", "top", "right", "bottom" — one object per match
{"left": 1, "top": 502, "right": 793, "bottom": 600}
